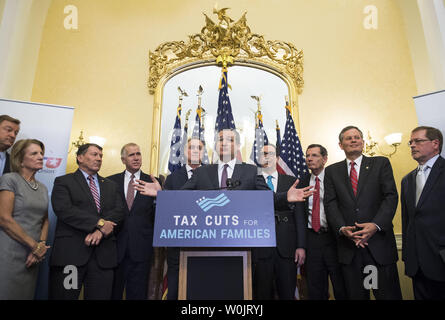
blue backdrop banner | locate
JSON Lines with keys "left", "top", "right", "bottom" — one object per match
{"left": 153, "top": 190, "right": 276, "bottom": 247}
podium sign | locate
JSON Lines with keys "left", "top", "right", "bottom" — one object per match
{"left": 153, "top": 190, "right": 276, "bottom": 247}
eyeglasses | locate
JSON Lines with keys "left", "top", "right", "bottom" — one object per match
{"left": 407, "top": 139, "right": 431, "bottom": 146}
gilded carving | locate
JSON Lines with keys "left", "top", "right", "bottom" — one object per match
{"left": 148, "top": 8, "right": 304, "bottom": 94}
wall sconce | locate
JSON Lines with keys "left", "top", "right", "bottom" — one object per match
{"left": 68, "top": 131, "right": 86, "bottom": 153}
{"left": 89, "top": 136, "right": 107, "bottom": 147}
{"left": 364, "top": 131, "right": 402, "bottom": 157}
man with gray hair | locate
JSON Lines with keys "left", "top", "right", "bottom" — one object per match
{"left": 108, "top": 143, "right": 158, "bottom": 300}
{"left": 0, "top": 115, "right": 20, "bottom": 176}
{"left": 401, "top": 126, "right": 445, "bottom": 300}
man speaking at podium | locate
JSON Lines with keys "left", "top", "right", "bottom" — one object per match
{"left": 135, "top": 129, "right": 312, "bottom": 201}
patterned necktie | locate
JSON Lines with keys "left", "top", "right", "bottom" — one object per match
{"left": 350, "top": 161, "right": 358, "bottom": 196}
{"left": 87, "top": 175, "right": 100, "bottom": 212}
{"left": 126, "top": 174, "right": 135, "bottom": 210}
{"left": 220, "top": 164, "right": 229, "bottom": 189}
{"left": 415, "top": 165, "right": 427, "bottom": 206}
{"left": 266, "top": 175, "right": 274, "bottom": 191}
{"left": 312, "top": 177, "right": 321, "bottom": 232}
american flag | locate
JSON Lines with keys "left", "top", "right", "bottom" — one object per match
{"left": 277, "top": 104, "right": 308, "bottom": 178}
{"left": 178, "top": 116, "right": 189, "bottom": 167}
{"left": 215, "top": 68, "right": 236, "bottom": 131}
{"left": 192, "top": 106, "right": 210, "bottom": 164}
{"left": 249, "top": 112, "right": 269, "bottom": 166}
{"left": 168, "top": 105, "right": 183, "bottom": 173}
{"left": 214, "top": 68, "right": 242, "bottom": 162}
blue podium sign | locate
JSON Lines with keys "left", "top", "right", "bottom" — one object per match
{"left": 153, "top": 190, "right": 276, "bottom": 247}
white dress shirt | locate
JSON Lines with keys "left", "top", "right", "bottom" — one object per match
{"left": 261, "top": 170, "right": 278, "bottom": 192}
{"left": 217, "top": 158, "right": 237, "bottom": 186}
{"left": 308, "top": 169, "right": 328, "bottom": 229}
{"left": 124, "top": 170, "right": 140, "bottom": 198}
{"left": 421, "top": 154, "right": 440, "bottom": 181}
{"left": 346, "top": 154, "right": 363, "bottom": 177}
{"left": 185, "top": 164, "right": 195, "bottom": 180}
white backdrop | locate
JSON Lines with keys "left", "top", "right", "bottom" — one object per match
{"left": 0, "top": 98, "right": 74, "bottom": 299}
{"left": 413, "top": 89, "right": 445, "bottom": 157}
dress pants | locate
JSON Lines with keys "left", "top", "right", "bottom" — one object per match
{"left": 111, "top": 250, "right": 152, "bottom": 300}
{"left": 412, "top": 269, "right": 445, "bottom": 300}
{"left": 341, "top": 247, "right": 402, "bottom": 300}
{"left": 49, "top": 251, "right": 114, "bottom": 300}
{"left": 253, "top": 248, "right": 297, "bottom": 300}
{"left": 305, "top": 228, "right": 347, "bottom": 300}
{"left": 166, "top": 247, "right": 180, "bottom": 300}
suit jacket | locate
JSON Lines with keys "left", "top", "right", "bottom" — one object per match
{"left": 50, "top": 169, "right": 125, "bottom": 269}
{"left": 107, "top": 171, "right": 156, "bottom": 263}
{"left": 401, "top": 156, "right": 445, "bottom": 281}
{"left": 2, "top": 152, "right": 10, "bottom": 175}
{"left": 257, "top": 174, "right": 306, "bottom": 259}
{"left": 324, "top": 155, "right": 399, "bottom": 265}
{"left": 164, "top": 166, "right": 189, "bottom": 190}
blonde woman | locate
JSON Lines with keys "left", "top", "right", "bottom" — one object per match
{"left": 0, "top": 139, "right": 50, "bottom": 299}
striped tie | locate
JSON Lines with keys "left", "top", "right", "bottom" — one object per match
{"left": 88, "top": 175, "right": 101, "bottom": 212}
{"left": 350, "top": 161, "right": 358, "bottom": 196}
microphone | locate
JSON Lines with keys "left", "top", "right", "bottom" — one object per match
{"left": 226, "top": 178, "right": 241, "bottom": 189}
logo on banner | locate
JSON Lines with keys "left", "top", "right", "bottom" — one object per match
{"left": 196, "top": 193, "right": 230, "bottom": 212}
{"left": 44, "top": 157, "right": 62, "bottom": 169}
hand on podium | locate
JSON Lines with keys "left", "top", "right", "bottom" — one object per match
{"left": 133, "top": 175, "right": 162, "bottom": 197}
{"left": 286, "top": 179, "right": 313, "bottom": 202}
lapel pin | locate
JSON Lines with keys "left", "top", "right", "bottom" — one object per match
{"left": 365, "top": 166, "right": 369, "bottom": 170}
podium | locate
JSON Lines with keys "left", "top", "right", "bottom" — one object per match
{"left": 153, "top": 190, "right": 276, "bottom": 300}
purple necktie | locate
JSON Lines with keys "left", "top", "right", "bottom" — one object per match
{"left": 220, "top": 164, "right": 229, "bottom": 189}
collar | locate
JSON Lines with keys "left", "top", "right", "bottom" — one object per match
{"left": 0, "top": 151, "right": 5, "bottom": 160}
{"left": 218, "top": 158, "right": 237, "bottom": 170}
{"left": 125, "top": 169, "right": 141, "bottom": 179}
{"left": 422, "top": 154, "right": 440, "bottom": 170}
{"left": 346, "top": 154, "right": 363, "bottom": 168}
{"left": 311, "top": 168, "right": 325, "bottom": 183}
{"left": 79, "top": 168, "right": 98, "bottom": 181}
{"left": 262, "top": 170, "right": 278, "bottom": 180}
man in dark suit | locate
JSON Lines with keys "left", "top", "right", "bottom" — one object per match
{"left": 108, "top": 143, "right": 157, "bottom": 300}
{"left": 301, "top": 144, "right": 346, "bottom": 300}
{"left": 180, "top": 129, "right": 312, "bottom": 203}
{"left": 253, "top": 143, "right": 306, "bottom": 300}
{"left": 401, "top": 126, "right": 445, "bottom": 300}
{"left": 324, "top": 125, "right": 402, "bottom": 300}
{"left": 0, "top": 115, "right": 20, "bottom": 176}
{"left": 164, "top": 137, "right": 205, "bottom": 300}
{"left": 135, "top": 129, "right": 312, "bottom": 201}
{"left": 49, "top": 143, "right": 125, "bottom": 300}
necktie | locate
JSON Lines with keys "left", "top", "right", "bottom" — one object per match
{"left": 126, "top": 174, "right": 135, "bottom": 210}
{"left": 220, "top": 164, "right": 229, "bottom": 189}
{"left": 312, "top": 177, "right": 321, "bottom": 232}
{"left": 87, "top": 175, "right": 101, "bottom": 212}
{"left": 350, "top": 161, "right": 358, "bottom": 196}
{"left": 415, "top": 165, "right": 427, "bottom": 206}
{"left": 266, "top": 175, "right": 274, "bottom": 191}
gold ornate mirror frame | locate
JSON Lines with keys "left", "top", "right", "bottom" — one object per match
{"left": 148, "top": 8, "right": 304, "bottom": 174}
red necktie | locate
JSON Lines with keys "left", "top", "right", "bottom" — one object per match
{"left": 312, "top": 177, "right": 321, "bottom": 232}
{"left": 350, "top": 161, "right": 358, "bottom": 196}
{"left": 88, "top": 175, "right": 101, "bottom": 212}
{"left": 126, "top": 174, "right": 135, "bottom": 210}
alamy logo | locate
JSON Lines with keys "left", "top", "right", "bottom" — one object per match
{"left": 196, "top": 193, "right": 230, "bottom": 212}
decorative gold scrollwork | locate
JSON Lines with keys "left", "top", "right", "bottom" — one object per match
{"left": 148, "top": 8, "right": 304, "bottom": 94}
